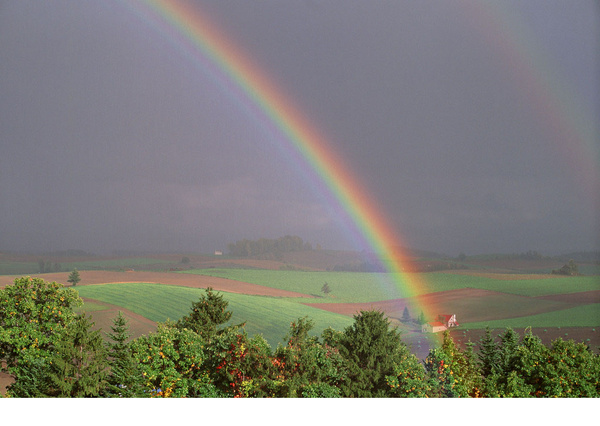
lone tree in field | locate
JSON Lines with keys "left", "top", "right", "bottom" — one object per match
{"left": 402, "top": 306, "right": 411, "bottom": 322}
{"left": 321, "top": 282, "right": 331, "bottom": 296}
{"left": 67, "top": 269, "right": 81, "bottom": 287}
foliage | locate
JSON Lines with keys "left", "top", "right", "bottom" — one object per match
{"left": 402, "top": 306, "right": 411, "bottom": 322}
{"left": 552, "top": 259, "right": 580, "bottom": 276}
{"left": 385, "top": 347, "right": 430, "bottom": 397}
{"left": 321, "top": 282, "right": 331, "bottom": 295}
{"left": 104, "top": 312, "right": 147, "bottom": 397}
{"left": 203, "top": 329, "right": 274, "bottom": 397}
{"left": 332, "top": 310, "right": 407, "bottom": 397}
{"left": 67, "top": 269, "right": 81, "bottom": 286}
{"left": 425, "top": 331, "right": 481, "bottom": 397}
{"left": 130, "top": 322, "right": 219, "bottom": 398}
{"left": 0, "top": 277, "right": 81, "bottom": 381}
{"left": 2, "top": 275, "right": 599, "bottom": 399}
{"left": 176, "top": 287, "right": 243, "bottom": 339}
{"left": 480, "top": 328, "right": 600, "bottom": 397}
{"left": 269, "top": 317, "right": 346, "bottom": 397}
{"left": 45, "top": 314, "right": 108, "bottom": 397}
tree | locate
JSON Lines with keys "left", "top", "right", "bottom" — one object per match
{"left": 131, "top": 322, "right": 219, "bottom": 397}
{"left": 385, "top": 346, "right": 430, "bottom": 397}
{"left": 477, "top": 326, "right": 499, "bottom": 377}
{"left": 333, "top": 310, "right": 406, "bottom": 397}
{"left": 417, "top": 310, "right": 426, "bottom": 325}
{"left": 270, "top": 317, "right": 346, "bottom": 397}
{"left": 104, "top": 312, "right": 147, "bottom": 397}
{"left": 175, "top": 287, "right": 243, "bottom": 339}
{"left": 402, "top": 306, "right": 411, "bottom": 322}
{"left": 46, "top": 314, "right": 108, "bottom": 397}
{"left": 552, "top": 259, "right": 580, "bottom": 276}
{"left": 0, "top": 277, "right": 81, "bottom": 386}
{"left": 321, "top": 282, "right": 331, "bottom": 296}
{"left": 425, "top": 331, "right": 482, "bottom": 397}
{"left": 67, "top": 269, "right": 81, "bottom": 286}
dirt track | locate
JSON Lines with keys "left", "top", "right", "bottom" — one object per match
{"left": 0, "top": 270, "right": 314, "bottom": 298}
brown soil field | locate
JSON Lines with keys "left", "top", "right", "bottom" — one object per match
{"left": 0, "top": 270, "right": 314, "bottom": 298}
{"left": 305, "top": 288, "right": 577, "bottom": 324}
{"left": 535, "top": 290, "right": 600, "bottom": 304}
{"left": 440, "top": 270, "right": 558, "bottom": 280}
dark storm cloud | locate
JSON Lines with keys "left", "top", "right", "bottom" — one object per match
{"left": 0, "top": 0, "right": 598, "bottom": 255}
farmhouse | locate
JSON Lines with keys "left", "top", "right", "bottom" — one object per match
{"left": 422, "top": 314, "right": 459, "bottom": 333}
{"left": 214, "top": 251, "right": 223, "bottom": 256}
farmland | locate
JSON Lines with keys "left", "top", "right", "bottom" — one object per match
{"left": 1, "top": 251, "right": 598, "bottom": 354}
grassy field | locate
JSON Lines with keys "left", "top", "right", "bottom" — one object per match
{"left": 180, "top": 268, "right": 600, "bottom": 298}
{"left": 75, "top": 283, "right": 354, "bottom": 348}
{"left": 461, "top": 304, "right": 600, "bottom": 329}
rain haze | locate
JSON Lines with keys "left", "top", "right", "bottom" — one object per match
{"left": 1, "top": 0, "right": 598, "bottom": 257}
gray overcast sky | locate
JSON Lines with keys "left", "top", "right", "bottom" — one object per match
{"left": 0, "top": 0, "right": 598, "bottom": 256}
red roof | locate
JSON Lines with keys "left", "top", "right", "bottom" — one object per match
{"left": 427, "top": 321, "right": 445, "bottom": 327}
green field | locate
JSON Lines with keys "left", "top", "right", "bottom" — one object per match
{"left": 180, "top": 268, "right": 600, "bottom": 298}
{"left": 75, "top": 283, "right": 354, "bottom": 348}
{"left": 462, "top": 304, "right": 600, "bottom": 329}
{"left": 68, "top": 267, "right": 600, "bottom": 349}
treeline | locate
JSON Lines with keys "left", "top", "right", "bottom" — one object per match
{"left": 1, "top": 277, "right": 599, "bottom": 398}
{"left": 462, "top": 250, "right": 547, "bottom": 261}
{"left": 227, "top": 235, "right": 312, "bottom": 257}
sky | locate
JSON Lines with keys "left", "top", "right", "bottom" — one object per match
{"left": 0, "top": 0, "right": 598, "bottom": 256}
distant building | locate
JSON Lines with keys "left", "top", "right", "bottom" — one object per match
{"left": 214, "top": 251, "right": 223, "bottom": 256}
{"left": 422, "top": 314, "right": 459, "bottom": 333}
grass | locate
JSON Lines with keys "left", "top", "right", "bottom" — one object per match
{"left": 180, "top": 268, "right": 600, "bottom": 299}
{"left": 462, "top": 304, "right": 600, "bottom": 329}
{"left": 179, "top": 269, "right": 413, "bottom": 303}
{"left": 75, "top": 283, "right": 354, "bottom": 348}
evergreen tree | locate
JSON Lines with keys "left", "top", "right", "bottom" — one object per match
{"left": 175, "top": 287, "right": 243, "bottom": 339}
{"left": 334, "top": 310, "right": 405, "bottom": 397}
{"left": 478, "top": 326, "right": 499, "bottom": 376}
{"left": 47, "top": 314, "right": 108, "bottom": 397}
{"left": 321, "top": 282, "right": 331, "bottom": 295}
{"left": 67, "top": 269, "right": 81, "bottom": 286}
{"left": 402, "top": 306, "right": 411, "bottom": 322}
{"left": 104, "top": 312, "right": 147, "bottom": 397}
{"left": 498, "top": 327, "right": 520, "bottom": 374}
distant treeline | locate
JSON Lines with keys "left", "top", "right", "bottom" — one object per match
{"left": 227, "top": 235, "right": 313, "bottom": 257}
{"left": 460, "top": 250, "right": 599, "bottom": 263}
{"left": 332, "top": 260, "right": 463, "bottom": 273}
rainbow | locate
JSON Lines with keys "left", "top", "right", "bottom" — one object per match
{"left": 460, "top": 1, "right": 599, "bottom": 204}
{"left": 123, "top": 0, "right": 436, "bottom": 317}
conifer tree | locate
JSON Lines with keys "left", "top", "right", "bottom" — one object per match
{"left": 334, "top": 310, "right": 404, "bottom": 397}
{"left": 67, "top": 269, "right": 81, "bottom": 286}
{"left": 176, "top": 287, "right": 243, "bottom": 339}
{"left": 498, "top": 327, "right": 520, "bottom": 374}
{"left": 478, "top": 326, "right": 499, "bottom": 376}
{"left": 402, "top": 306, "right": 410, "bottom": 322}
{"left": 47, "top": 314, "right": 108, "bottom": 397}
{"left": 104, "top": 312, "right": 147, "bottom": 397}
